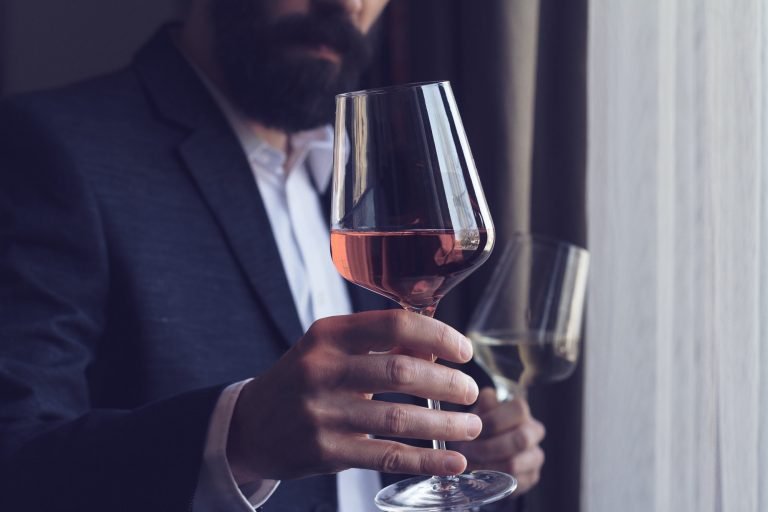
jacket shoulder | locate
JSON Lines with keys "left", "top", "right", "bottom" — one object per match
{"left": 1, "top": 69, "right": 154, "bottom": 134}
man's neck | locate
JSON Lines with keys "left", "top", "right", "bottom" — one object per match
{"left": 177, "top": 9, "right": 289, "bottom": 155}
{"left": 249, "top": 125, "right": 289, "bottom": 156}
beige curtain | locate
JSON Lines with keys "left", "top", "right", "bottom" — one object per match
{"left": 497, "top": 0, "right": 540, "bottom": 236}
{"left": 585, "top": 1, "right": 767, "bottom": 510}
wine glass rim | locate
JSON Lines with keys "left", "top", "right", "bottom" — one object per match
{"left": 510, "top": 232, "right": 589, "bottom": 256}
{"left": 336, "top": 80, "right": 450, "bottom": 99}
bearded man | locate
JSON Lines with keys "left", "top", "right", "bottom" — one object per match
{"left": 0, "top": 1, "right": 545, "bottom": 511}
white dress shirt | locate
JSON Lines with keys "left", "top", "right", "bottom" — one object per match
{"left": 191, "top": 87, "right": 381, "bottom": 511}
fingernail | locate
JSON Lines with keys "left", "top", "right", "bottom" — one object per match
{"left": 465, "top": 377, "right": 479, "bottom": 403}
{"left": 466, "top": 414, "right": 482, "bottom": 438}
{"left": 444, "top": 453, "right": 466, "bottom": 475}
{"left": 460, "top": 337, "right": 473, "bottom": 361}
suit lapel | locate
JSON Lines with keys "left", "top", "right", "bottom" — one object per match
{"left": 179, "top": 130, "right": 304, "bottom": 345}
{"left": 134, "top": 28, "right": 304, "bottom": 346}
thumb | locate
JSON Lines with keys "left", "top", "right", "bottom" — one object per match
{"left": 472, "top": 387, "right": 499, "bottom": 415}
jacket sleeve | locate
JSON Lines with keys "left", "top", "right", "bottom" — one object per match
{"left": 0, "top": 99, "right": 224, "bottom": 512}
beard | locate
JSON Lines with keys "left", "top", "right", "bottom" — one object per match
{"left": 210, "top": 0, "right": 372, "bottom": 132}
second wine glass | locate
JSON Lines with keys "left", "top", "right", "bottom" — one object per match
{"left": 467, "top": 234, "right": 590, "bottom": 401}
{"left": 330, "top": 81, "right": 516, "bottom": 511}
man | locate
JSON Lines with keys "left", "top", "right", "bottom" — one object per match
{"left": 0, "top": 0, "right": 545, "bottom": 510}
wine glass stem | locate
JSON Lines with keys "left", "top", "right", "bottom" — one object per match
{"left": 426, "top": 398, "right": 447, "bottom": 451}
{"left": 404, "top": 304, "right": 459, "bottom": 489}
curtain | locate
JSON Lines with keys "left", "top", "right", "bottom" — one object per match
{"left": 375, "top": 2, "right": 588, "bottom": 511}
{"left": 585, "top": 1, "right": 767, "bottom": 511}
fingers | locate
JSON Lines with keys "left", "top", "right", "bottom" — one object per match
{"left": 481, "top": 446, "right": 545, "bottom": 494}
{"left": 509, "top": 446, "right": 545, "bottom": 476}
{"left": 310, "top": 310, "right": 473, "bottom": 364}
{"left": 466, "top": 419, "right": 546, "bottom": 462}
{"left": 473, "top": 387, "right": 499, "bottom": 415}
{"left": 343, "top": 354, "right": 479, "bottom": 404}
{"left": 477, "top": 396, "right": 541, "bottom": 440}
{"left": 338, "top": 399, "right": 483, "bottom": 442}
{"left": 335, "top": 437, "right": 468, "bottom": 476}
{"left": 459, "top": 391, "right": 546, "bottom": 494}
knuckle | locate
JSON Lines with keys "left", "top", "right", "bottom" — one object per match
{"left": 313, "top": 435, "right": 343, "bottom": 472}
{"left": 388, "top": 309, "right": 412, "bottom": 336}
{"left": 302, "top": 320, "right": 326, "bottom": 349}
{"left": 306, "top": 396, "right": 337, "bottom": 428}
{"left": 296, "top": 354, "right": 323, "bottom": 386}
{"left": 300, "top": 398, "right": 324, "bottom": 431}
{"left": 379, "top": 444, "right": 405, "bottom": 473}
{"left": 443, "top": 414, "right": 459, "bottom": 438}
{"left": 386, "top": 356, "right": 416, "bottom": 386}
{"left": 302, "top": 317, "right": 343, "bottom": 353}
{"left": 295, "top": 349, "right": 345, "bottom": 390}
{"left": 446, "top": 369, "right": 462, "bottom": 396}
{"left": 513, "top": 429, "right": 532, "bottom": 451}
{"left": 303, "top": 358, "right": 342, "bottom": 391}
{"left": 385, "top": 406, "right": 410, "bottom": 436}
{"left": 418, "top": 452, "right": 434, "bottom": 475}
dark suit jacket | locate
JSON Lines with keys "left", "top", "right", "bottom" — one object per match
{"left": 0, "top": 28, "right": 390, "bottom": 512}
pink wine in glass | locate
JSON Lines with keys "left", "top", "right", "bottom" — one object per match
{"left": 330, "top": 228, "right": 492, "bottom": 310}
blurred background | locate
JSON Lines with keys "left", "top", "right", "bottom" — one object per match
{"left": 1, "top": 1, "right": 764, "bottom": 511}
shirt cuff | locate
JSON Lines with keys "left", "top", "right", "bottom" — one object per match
{"left": 193, "top": 379, "right": 280, "bottom": 511}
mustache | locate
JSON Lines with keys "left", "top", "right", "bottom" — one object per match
{"left": 252, "top": 13, "right": 369, "bottom": 63}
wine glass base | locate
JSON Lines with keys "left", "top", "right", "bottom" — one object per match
{"left": 374, "top": 471, "right": 517, "bottom": 511}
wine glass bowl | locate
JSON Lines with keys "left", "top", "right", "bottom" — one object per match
{"left": 467, "top": 234, "right": 590, "bottom": 401}
{"left": 330, "top": 81, "right": 516, "bottom": 510}
{"left": 330, "top": 81, "right": 495, "bottom": 313}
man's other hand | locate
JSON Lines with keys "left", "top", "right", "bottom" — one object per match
{"left": 454, "top": 388, "right": 546, "bottom": 495}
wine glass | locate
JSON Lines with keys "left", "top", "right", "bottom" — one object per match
{"left": 330, "top": 81, "right": 517, "bottom": 511}
{"left": 466, "top": 234, "right": 590, "bottom": 401}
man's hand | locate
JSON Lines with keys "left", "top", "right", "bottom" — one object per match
{"left": 226, "top": 310, "right": 482, "bottom": 483}
{"left": 454, "top": 388, "right": 546, "bottom": 495}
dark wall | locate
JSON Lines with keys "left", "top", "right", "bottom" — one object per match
{"left": 0, "top": 0, "right": 184, "bottom": 96}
